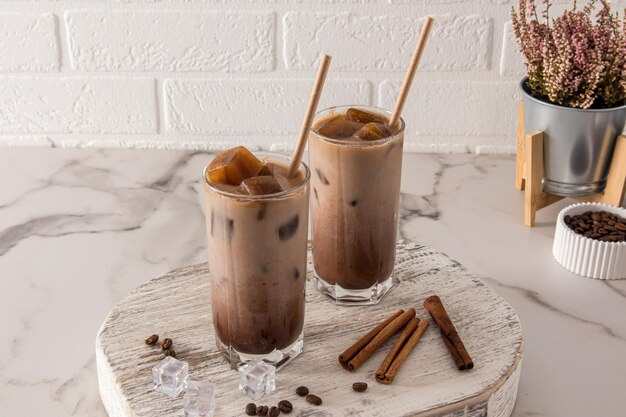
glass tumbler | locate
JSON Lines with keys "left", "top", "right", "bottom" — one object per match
{"left": 203, "top": 152, "right": 310, "bottom": 369}
{"left": 309, "top": 105, "right": 404, "bottom": 305}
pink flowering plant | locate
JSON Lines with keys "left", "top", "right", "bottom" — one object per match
{"left": 511, "top": 0, "right": 626, "bottom": 109}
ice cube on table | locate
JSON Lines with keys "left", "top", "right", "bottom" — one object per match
{"left": 346, "top": 108, "right": 388, "bottom": 124}
{"left": 152, "top": 356, "right": 190, "bottom": 398}
{"left": 238, "top": 360, "right": 276, "bottom": 400}
{"left": 183, "top": 381, "right": 216, "bottom": 417}
{"left": 238, "top": 176, "right": 283, "bottom": 195}
{"left": 316, "top": 115, "right": 361, "bottom": 139}
{"left": 354, "top": 122, "right": 391, "bottom": 141}
{"left": 207, "top": 146, "right": 264, "bottom": 186}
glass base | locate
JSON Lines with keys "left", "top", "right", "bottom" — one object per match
{"left": 216, "top": 331, "right": 304, "bottom": 371}
{"left": 313, "top": 273, "right": 394, "bottom": 305}
{"left": 543, "top": 178, "right": 606, "bottom": 197}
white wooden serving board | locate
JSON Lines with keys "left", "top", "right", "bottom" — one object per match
{"left": 96, "top": 241, "right": 524, "bottom": 417}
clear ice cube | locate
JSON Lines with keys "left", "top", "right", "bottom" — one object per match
{"left": 183, "top": 381, "right": 217, "bottom": 417}
{"left": 152, "top": 356, "right": 190, "bottom": 398}
{"left": 238, "top": 360, "right": 276, "bottom": 400}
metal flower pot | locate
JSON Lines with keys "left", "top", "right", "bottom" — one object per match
{"left": 520, "top": 78, "right": 626, "bottom": 197}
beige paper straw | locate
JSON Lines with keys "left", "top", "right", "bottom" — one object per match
{"left": 288, "top": 54, "right": 332, "bottom": 178}
{"left": 387, "top": 17, "right": 434, "bottom": 130}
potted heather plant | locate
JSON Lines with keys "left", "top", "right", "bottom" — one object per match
{"left": 512, "top": 0, "right": 626, "bottom": 197}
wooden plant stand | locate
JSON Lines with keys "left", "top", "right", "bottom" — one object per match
{"left": 515, "top": 101, "right": 626, "bottom": 227}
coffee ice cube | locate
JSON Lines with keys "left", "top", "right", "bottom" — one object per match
{"left": 354, "top": 123, "right": 391, "bottom": 141}
{"left": 152, "top": 356, "right": 190, "bottom": 398}
{"left": 207, "top": 146, "right": 264, "bottom": 186}
{"left": 317, "top": 115, "right": 361, "bottom": 139}
{"left": 346, "top": 108, "right": 388, "bottom": 124}
{"left": 238, "top": 176, "right": 283, "bottom": 195}
{"left": 183, "top": 381, "right": 216, "bottom": 417}
{"left": 238, "top": 360, "right": 276, "bottom": 400}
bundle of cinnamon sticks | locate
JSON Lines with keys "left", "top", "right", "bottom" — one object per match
{"left": 337, "top": 295, "right": 473, "bottom": 384}
{"left": 338, "top": 307, "right": 430, "bottom": 384}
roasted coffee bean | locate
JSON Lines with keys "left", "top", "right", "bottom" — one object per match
{"left": 163, "top": 348, "right": 176, "bottom": 358}
{"left": 352, "top": 382, "right": 368, "bottom": 392}
{"left": 305, "top": 394, "right": 322, "bottom": 406}
{"left": 278, "top": 400, "right": 293, "bottom": 413}
{"left": 160, "top": 338, "right": 173, "bottom": 350}
{"left": 268, "top": 406, "right": 280, "bottom": 417}
{"left": 565, "top": 210, "right": 626, "bottom": 242}
{"left": 144, "top": 334, "right": 159, "bottom": 345}
{"left": 295, "top": 386, "right": 309, "bottom": 396}
{"left": 246, "top": 403, "right": 257, "bottom": 416}
{"left": 256, "top": 405, "right": 269, "bottom": 416}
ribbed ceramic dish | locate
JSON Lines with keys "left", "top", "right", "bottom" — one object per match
{"left": 553, "top": 203, "right": 626, "bottom": 279}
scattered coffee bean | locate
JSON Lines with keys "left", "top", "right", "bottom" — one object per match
{"left": 278, "top": 400, "right": 293, "bottom": 413}
{"left": 305, "top": 394, "right": 322, "bottom": 406}
{"left": 160, "top": 338, "right": 173, "bottom": 350}
{"left": 163, "top": 348, "right": 176, "bottom": 358}
{"left": 144, "top": 334, "right": 159, "bottom": 345}
{"left": 564, "top": 210, "right": 626, "bottom": 242}
{"left": 352, "top": 382, "right": 367, "bottom": 392}
{"left": 256, "top": 405, "right": 269, "bottom": 416}
{"left": 295, "top": 386, "right": 309, "bottom": 396}
{"left": 245, "top": 403, "right": 257, "bottom": 416}
{"left": 269, "top": 406, "right": 280, "bottom": 417}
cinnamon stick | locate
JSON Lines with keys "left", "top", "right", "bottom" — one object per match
{"left": 423, "top": 295, "right": 473, "bottom": 370}
{"left": 339, "top": 308, "right": 415, "bottom": 371}
{"left": 376, "top": 318, "right": 430, "bottom": 384}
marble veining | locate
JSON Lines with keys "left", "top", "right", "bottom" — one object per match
{"left": 0, "top": 148, "right": 625, "bottom": 417}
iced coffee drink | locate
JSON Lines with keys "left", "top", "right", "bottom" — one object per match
{"left": 203, "top": 147, "right": 310, "bottom": 369}
{"left": 309, "top": 105, "right": 404, "bottom": 304}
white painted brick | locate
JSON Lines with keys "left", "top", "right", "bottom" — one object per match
{"left": 500, "top": 21, "right": 525, "bottom": 76}
{"left": 283, "top": 13, "right": 492, "bottom": 71}
{"left": 378, "top": 80, "right": 518, "bottom": 137}
{"left": 65, "top": 10, "right": 274, "bottom": 72}
{"left": 0, "top": 13, "right": 59, "bottom": 72}
{"left": 0, "top": 78, "right": 157, "bottom": 134}
{"left": 164, "top": 79, "right": 371, "bottom": 134}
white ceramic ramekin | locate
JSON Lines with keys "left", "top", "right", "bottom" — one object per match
{"left": 553, "top": 203, "right": 626, "bottom": 280}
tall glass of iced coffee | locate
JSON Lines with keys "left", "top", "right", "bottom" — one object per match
{"left": 309, "top": 105, "right": 404, "bottom": 305}
{"left": 203, "top": 147, "right": 310, "bottom": 369}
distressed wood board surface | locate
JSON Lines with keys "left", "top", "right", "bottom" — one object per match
{"left": 96, "top": 241, "right": 524, "bottom": 417}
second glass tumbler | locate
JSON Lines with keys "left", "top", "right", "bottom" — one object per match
{"left": 309, "top": 105, "right": 405, "bottom": 305}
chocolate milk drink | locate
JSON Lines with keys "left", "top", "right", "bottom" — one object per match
{"left": 309, "top": 106, "right": 404, "bottom": 304}
{"left": 203, "top": 147, "right": 309, "bottom": 368}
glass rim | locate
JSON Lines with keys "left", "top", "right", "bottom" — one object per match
{"left": 203, "top": 151, "right": 310, "bottom": 200}
{"left": 310, "top": 104, "right": 406, "bottom": 146}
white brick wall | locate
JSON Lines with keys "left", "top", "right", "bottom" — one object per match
{"left": 0, "top": 1, "right": 542, "bottom": 153}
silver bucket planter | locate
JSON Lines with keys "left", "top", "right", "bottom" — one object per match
{"left": 520, "top": 78, "right": 626, "bottom": 197}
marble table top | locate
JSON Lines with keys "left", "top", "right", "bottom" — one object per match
{"left": 0, "top": 148, "right": 624, "bottom": 417}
